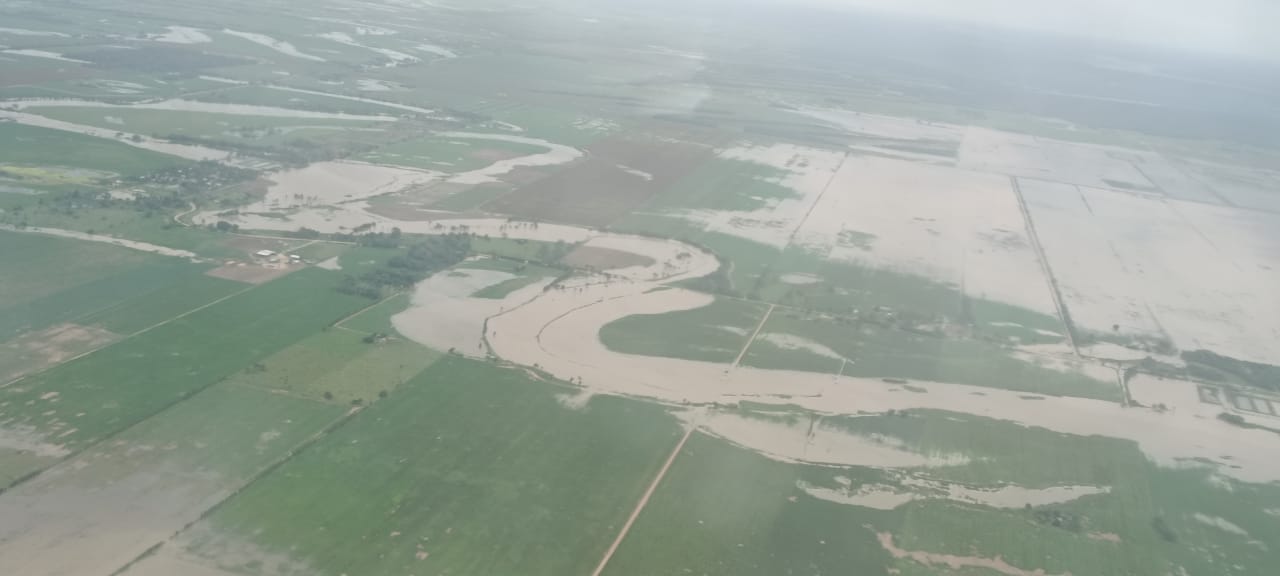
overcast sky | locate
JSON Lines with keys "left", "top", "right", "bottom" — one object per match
{"left": 796, "top": 0, "right": 1279, "bottom": 60}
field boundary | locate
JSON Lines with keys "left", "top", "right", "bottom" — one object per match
{"left": 1009, "top": 176, "right": 1078, "bottom": 355}
{"left": 590, "top": 421, "right": 696, "bottom": 576}
{"left": 733, "top": 303, "right": 774, "bottom": 368}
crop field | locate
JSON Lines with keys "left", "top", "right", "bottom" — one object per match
{"left": 1022, "top": 178, "right": 1280, "bottom": 363}
{"left": 0, "top": 123, "right": 186, "bottom": 178}
{"left": 600, "top": 297, "right": 770, "bottom": 364}
{"left": 144, "top": 357, "right": 682, "bottom": 576}
{"left": 229, "top": 329, "right": 440, "bottom": 404}
{"left": 0, "top": 380, "right": 346, "bottom": 576}
{"left": 0, "top": 269, "right": 367, "bottom": 484}
{"left": 487, "top": 134, "right": 714, "bottom": 227}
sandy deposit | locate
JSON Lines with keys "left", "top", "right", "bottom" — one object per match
{"left": 392, "top": 269, "right": 551, "bottom": 357}
{"left": 755, "top": 333, "right": 846, "bottom": 361}
{"left": 0, "top": 109, "right": 230, "bottom": 162}
{"left": 795, "top": 155, "right": 1059, "bottom": 316}
{"left": 0, "top": 225, "right": 199, "bottom": 259}
{"left": 678, "top": 143, "right": 846, "bottom": 248}
{"left": 223, "top": 30, "right": 326, "bottom": 61}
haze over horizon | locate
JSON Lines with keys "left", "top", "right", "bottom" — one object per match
{"left": 784, "top": 0, "right": 1279, "bottom": 60}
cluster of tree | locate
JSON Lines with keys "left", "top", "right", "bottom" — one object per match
{"left": 126, "top": 160, "right": 255, "bottom": 195}
{"left": 337, "top": 234, "right": 471, "bottom": 299}
{"left": 1028, "top": 507, "right": 1082, "bottom": 533}
{"left": 164, "top": 134, "right": 377, "bottom": 168}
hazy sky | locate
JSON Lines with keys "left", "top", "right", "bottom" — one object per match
{"left": 800, "top": 0, "right": 1279, "bottom": 59}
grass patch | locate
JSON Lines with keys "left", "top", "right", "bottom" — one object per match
{"left": 185, "top": 356, "right": 681, "bottom": 576}
{"left": 338, "top": 292, "right": 412, "bottom": 336}
{"left": 600, "top": 297, "right": 769, "bottom": 363}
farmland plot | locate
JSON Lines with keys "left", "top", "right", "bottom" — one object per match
{"left": 0, "top": 269, "right": 367, "bottom": 484}
{"left": 959, "top": 127, "right": 1155, "bottom": 191}
{"left": 1026, "top": 178, "right": 1280, "bottom": 363}
{"left": 143, "top": 357, "right": 682, "bottom": 576}
{"left": 487, "top": 134, "right": 712, "bottom": 227}
{"left": 1018, "top": 179, "right": 1168, "bottom": 342}
{"left": 795, "top": 155, "right": 1059, "bottom": 317}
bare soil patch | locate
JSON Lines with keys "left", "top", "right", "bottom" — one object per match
{"left": 487, "top": 134, "right": 712, "bottom": 227}
{"left": 1, "top": 323, "right": 118, "bottom": 382}
{"left": 205, "top": 262, "right": 295, "bottom": 284}
{"left": 561, "top": 245, "right": 655, "bottom": 270}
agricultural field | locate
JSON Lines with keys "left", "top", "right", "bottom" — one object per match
{"left": 2, "top": 0, "right": 1279, "bottom": 575}
{"left": 130, "top": 357, "right": 682, "bottom": 576}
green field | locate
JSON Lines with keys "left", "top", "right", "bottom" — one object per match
{"left": 0, "top": 230, "right": 154, "bottom": 316}
{"left": 743, "top": 311, "right": 1121, "bottom": 400}
{"left": 179, "top": 356, "right": 682, "bottom": 576}
{"left": 359, "top": 133, "right": 546, "bottom": 173}
{"left": 0, "top": 269, "right": 368, "bottom": 484}
{"left": 230, "top": 329, "right": 440, "bottom": 404}
{"left": 0, "top": 232, "right": 245, "bottom": 341}
{"left": 0, "top": 123, "right": 186, "bottom": 177}
{"left": 600, "top": 297, "right": 770, "bottom": 363}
